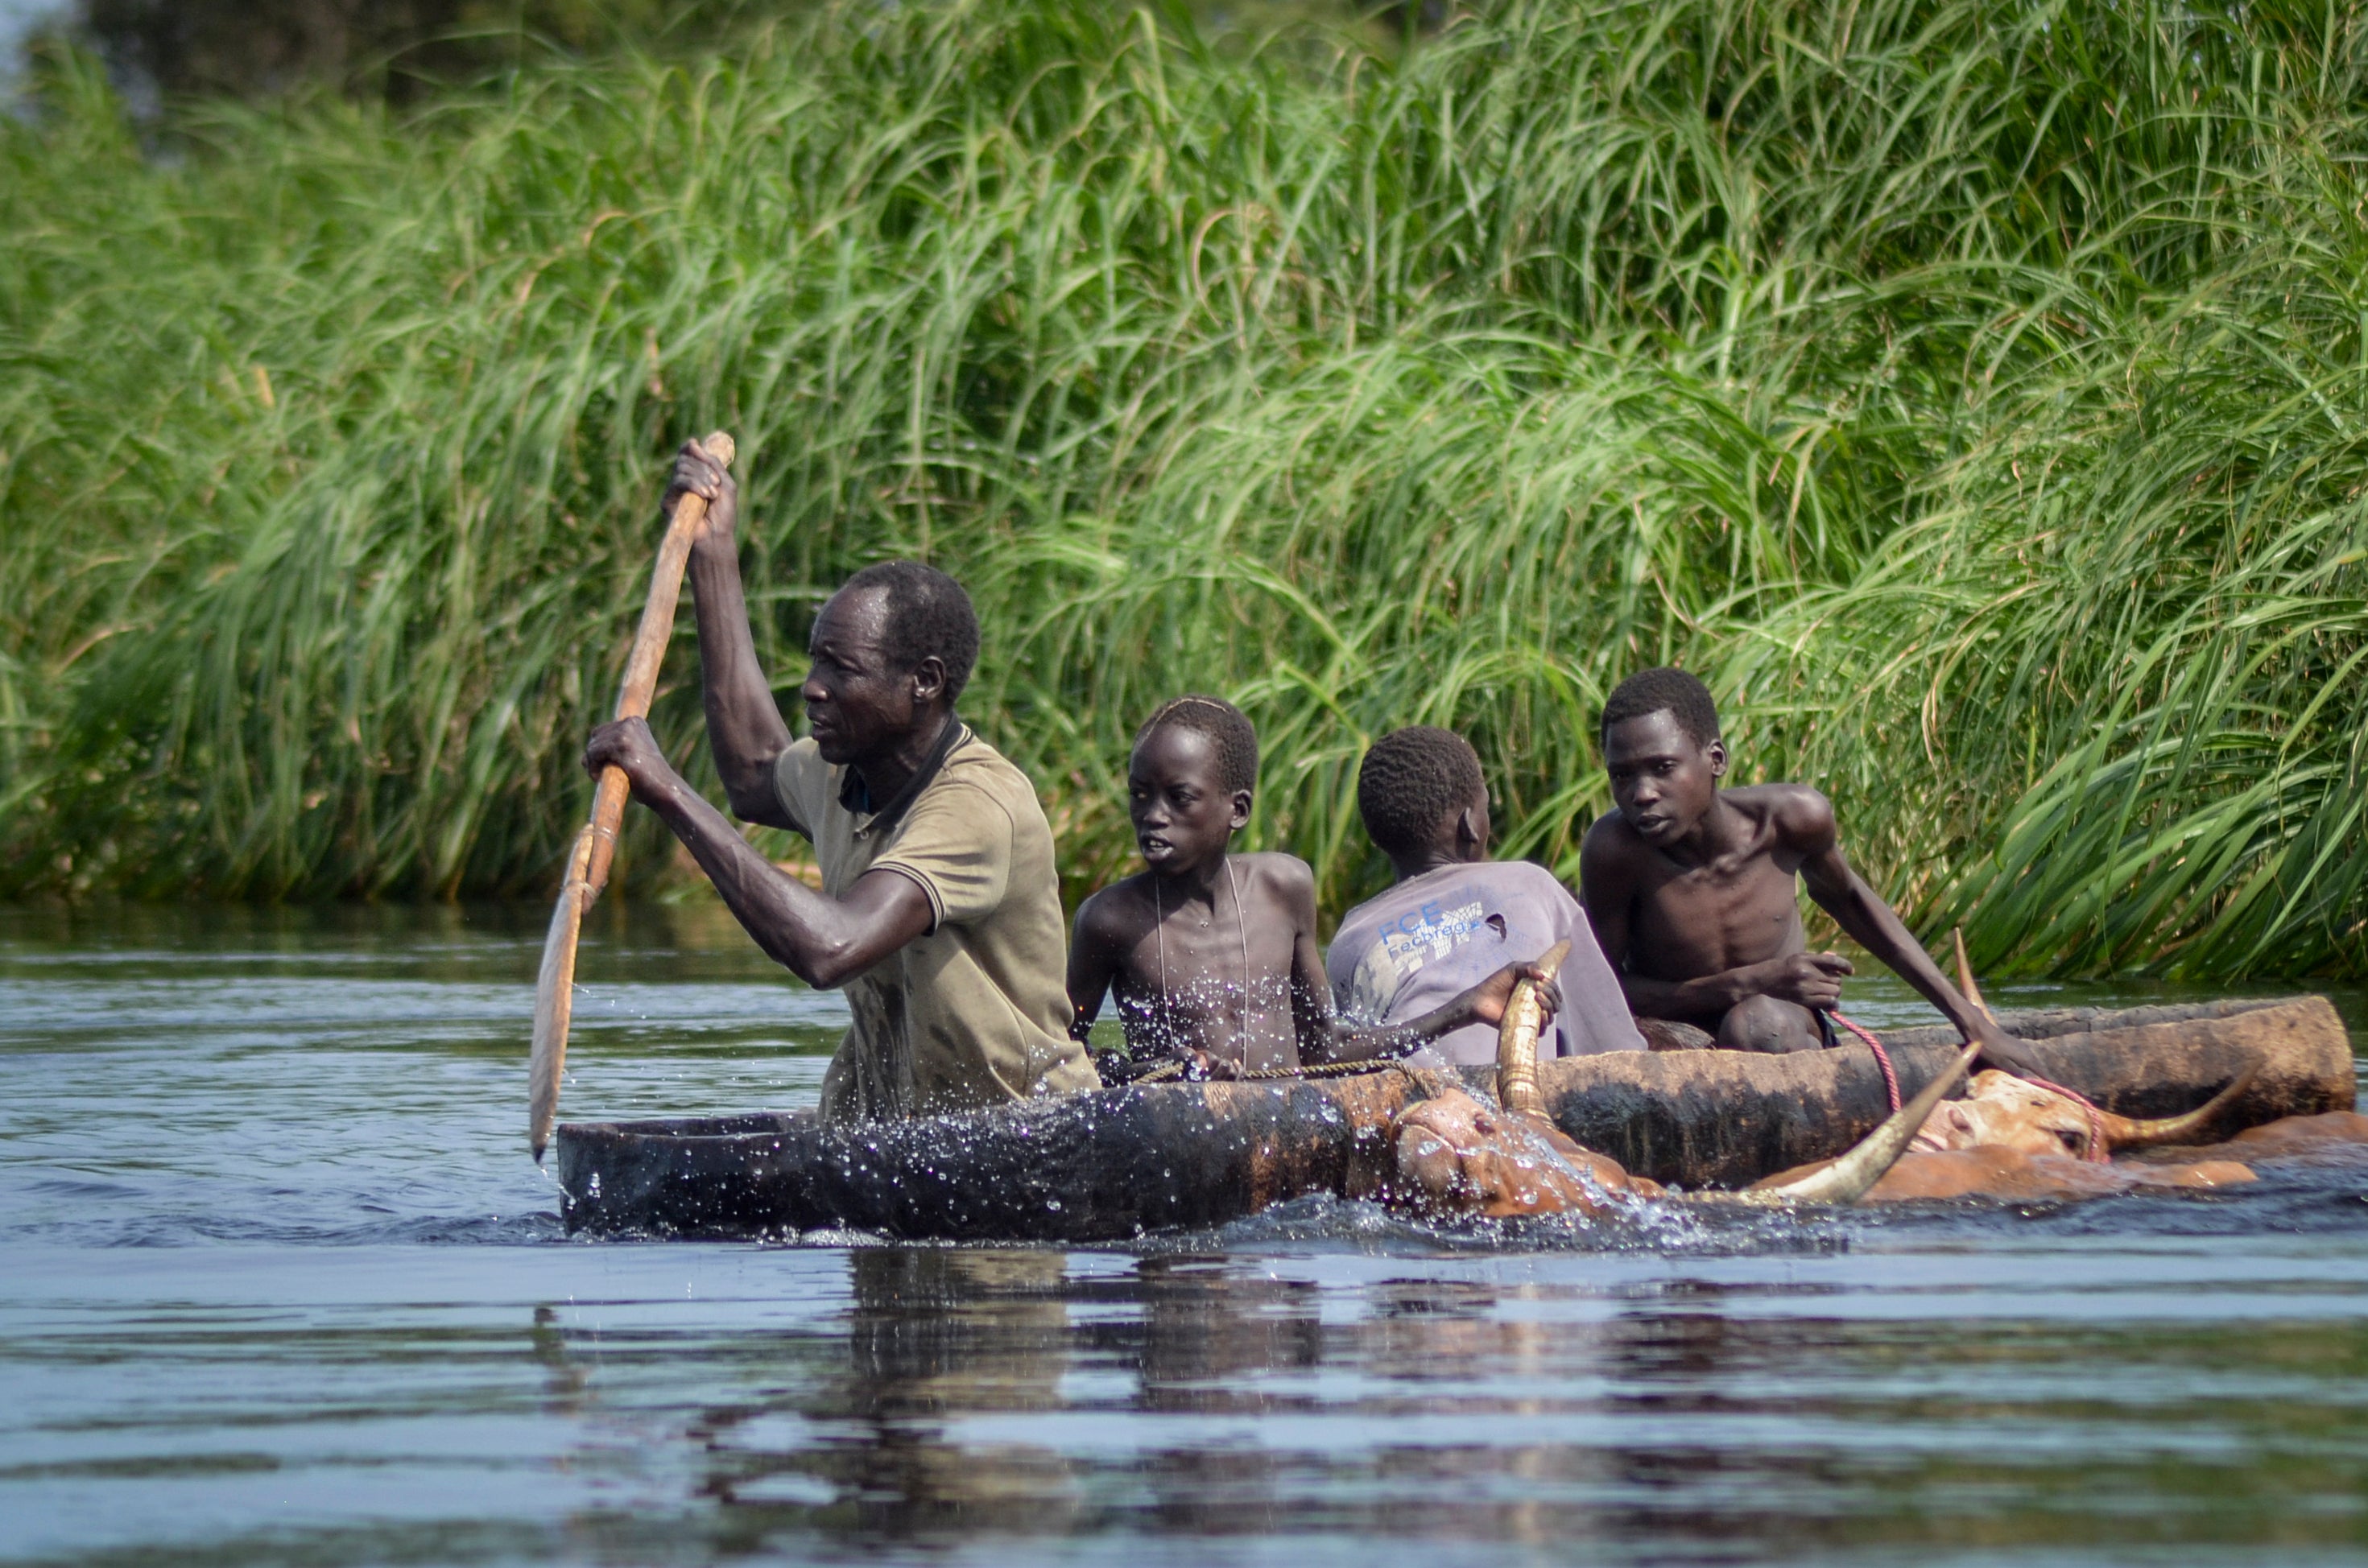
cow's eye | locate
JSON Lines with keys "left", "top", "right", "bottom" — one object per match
{"left": 2056, "top": 1128, "right": 2085, "bottom": 1151}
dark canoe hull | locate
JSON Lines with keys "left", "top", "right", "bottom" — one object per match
{"left": 556, "top": 995, "right": 2354, "bottom": 1243}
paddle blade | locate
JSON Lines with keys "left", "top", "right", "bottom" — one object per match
{"left": 529, "top": 876, "right": 587, "bottom": 1162}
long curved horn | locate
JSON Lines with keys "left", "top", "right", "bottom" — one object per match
{"left": 1495, "top": 939, "right": 1571, "bottom": 1116}
{"left": 1686, "top": 1037, "right": 1982, "bottom": 1207}
{"left": 1952, "top": 926, "right": 1991, "bottom": 1019}
{"left": 2098, "top": 1062, "right": 2259, "bottom": 1150}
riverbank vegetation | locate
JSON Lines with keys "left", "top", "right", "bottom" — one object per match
{"left": 3, "top": 0, "right": 2363, "bottom": 977}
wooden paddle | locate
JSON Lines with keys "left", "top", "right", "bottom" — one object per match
{"left": 529, "top": 431, "right": 734, "bottom": 1161}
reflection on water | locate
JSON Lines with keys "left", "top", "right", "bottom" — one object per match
{"left": 3, "top": 904, "right": 2368, "bottom": 1566}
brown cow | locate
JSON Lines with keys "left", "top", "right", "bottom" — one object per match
{"left": 1756, "top": 1145, "right": 2257, "bottom": 1203}
{"left": 1415, "top": 932, "right": 2333, "bottom": 1211}
{"left": 1390, "top": 1081, "right": 2263, "bottom": 1214}
{"left": 1390, "top": 1091, "right": 1661, "bottom": 1218}
{"left": 1388, "top": 965, "right": 1984, "bottom": 1219}
{"left": 1795, "top": 932, "right": 2272, "bottom": 1201}
{"left": 1729, "top": 1064, "right": 2265, "bottom": 1203}
{"left": 1910, "top": 1067, "right": 2257, "bottom": 1161}
{"left": 2125, "top": 1110, "right": 2368, "bottom": 1169}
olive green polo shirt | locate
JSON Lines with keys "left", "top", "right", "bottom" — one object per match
{"left": 771, "top": 721, "right": 1098, "bottom": 1123}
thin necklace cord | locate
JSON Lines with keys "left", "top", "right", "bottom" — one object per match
{"left": 1151, "top": 856, "right": 1252, "bottom": 1064}
{"left": 1225, "top": 856, "right": 1250, "bottom": 1060}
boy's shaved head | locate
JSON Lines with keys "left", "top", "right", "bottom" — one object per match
{"left": 1137, "top": 695, "right": 1258, "bottom": 794}
{"left": 1601, "top": 666, "right": 1721, "bottom": 748}
{"left": 1358, "top": 725, "right": 1485, "bottom": 858}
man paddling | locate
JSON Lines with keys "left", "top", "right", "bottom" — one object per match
{"left": 582, "top": 440, "right": 1098, "bottom": 1122}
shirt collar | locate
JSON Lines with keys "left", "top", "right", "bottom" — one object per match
{"left": 840, "top": 713, "right": 967, "bottom": 839}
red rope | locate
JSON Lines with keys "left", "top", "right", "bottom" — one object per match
{"left": 1829, "top": 1012, "right": 1902, "bottom": 1115}
{"left": 2019, "top": 1074, "right": 2112, "bottom": 1162}
{"left": 1829, "top": 1011, "right": 2110, "bottom": 1162}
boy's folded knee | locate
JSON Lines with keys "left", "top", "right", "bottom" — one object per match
{"left": 1717, "top": 995, "right": 1823, "bottom": 1054}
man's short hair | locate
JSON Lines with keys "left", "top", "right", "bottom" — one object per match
{"left": 1599, "top": 666, "right": 1721, "bottom": 748}
{"left": 1136, "top": 695, "right": 1258, "bottom": 794}
{"left": 838, "top": 560, "right": 981, "bottom": 702}
{"left": 1358, "top": 725, "right": 1486, "bottom": 859}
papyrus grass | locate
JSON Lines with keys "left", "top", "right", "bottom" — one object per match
{"left": 3, "top": 0, "right": 2363, "bottom": 976}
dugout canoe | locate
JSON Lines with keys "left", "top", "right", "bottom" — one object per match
{"left": 555, "top": 995, "right": 2354, "bottom": 1242}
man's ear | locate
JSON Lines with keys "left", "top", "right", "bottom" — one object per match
{"left": 910, "top": 655, "right": 948, "bottom": 707}
{"left": 1229, "top": 790, "right": 1254, "bottom": 831}
{"left": 1455, "top": 802, "right": 1486, "bottom": 851}
{"left": 1706, "top": 738, "right": 1728, "bottom": 779}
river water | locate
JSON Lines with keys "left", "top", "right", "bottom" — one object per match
{"left": 4, "top": 902, "right": 2367, "bottom": 1566}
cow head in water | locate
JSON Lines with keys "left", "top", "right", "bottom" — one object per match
{"left": 1390, "top": 1091, "right": 1655, "bottom": 1218}
{"left": 1912, "top": 1067, "right": 2257, "bottom": 1161}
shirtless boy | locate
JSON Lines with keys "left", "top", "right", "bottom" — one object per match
{"left": 1067, "top": 697, "right": 1556, "bottom": 1079}
{"left": 1577, "top": 667, "right": 2039, "bottom": 1075}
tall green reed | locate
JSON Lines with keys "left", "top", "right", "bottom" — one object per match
{"left": 2, "top": 0, "right": 2362, "bottom": 976}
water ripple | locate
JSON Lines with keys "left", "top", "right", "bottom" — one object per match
{"left": 4, "top": 904, "right": 2367, "bottom": 1568}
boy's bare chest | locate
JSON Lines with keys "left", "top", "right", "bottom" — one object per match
{"left": 1119, "top": 913, "right": 1294, "bottom": 1002}
{"left": 1630, "top": 854, "right": 1804, "bottom": 972}
{"left": 1111, "top": 911, "right": 1300, "bottom": 1069}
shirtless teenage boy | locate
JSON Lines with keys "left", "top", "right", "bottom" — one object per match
{"left": 1577, "top": 667, "right": 2039, "bottom": 1075}
{"left": 1067, "top": 697, "right": 1556, "bottom": 1079}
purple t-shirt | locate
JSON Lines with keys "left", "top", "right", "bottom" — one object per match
{"left": 1326, "top": 860, "right": 1643, "bottom": 1067}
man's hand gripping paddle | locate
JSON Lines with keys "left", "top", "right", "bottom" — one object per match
{"left": 529, "top": 432, "right": 734, "bottom": 1161}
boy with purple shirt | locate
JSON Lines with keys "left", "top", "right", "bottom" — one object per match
{"left": 1328, "top": 726, "right": 1643, "bottom": 1067}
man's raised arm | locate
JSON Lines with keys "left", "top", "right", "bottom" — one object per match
{"left": 581, "top": 717, "right": 932, "bottom": 988}
{"left": 668, "top": 440, "right": 796, "bottom": 828}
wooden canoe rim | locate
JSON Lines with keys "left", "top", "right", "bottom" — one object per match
{"left": 556, "top": 995, "right": 2355, "bottom": 1243}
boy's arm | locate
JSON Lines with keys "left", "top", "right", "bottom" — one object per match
{"left": 1789, "top": 793, "right": 2045, "bottom": 1077}
{"left": 1284, "top": 863, "right": 1394, "bottom": 1063}
{"left": 1618, "top": 956, "right": 1852, "bottom": 1023}
{"left": 1065, "top": 897, "right": 1126, "bottom": 1045}
{"left": 1280, "top": 864, "right": 1396, "bottom": 1063}
{"left": 1552, "top": 890, "right": 1646, "bottom": 1053}
{"left": 1580, "top": 816, "right": 1847, "bottom": 1021}
{"left": 1577, "top": 820, "right": 1635, "bottom": 977}
{"left": 1310, "top": 963, "right": 1567, "bottom": 1063}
